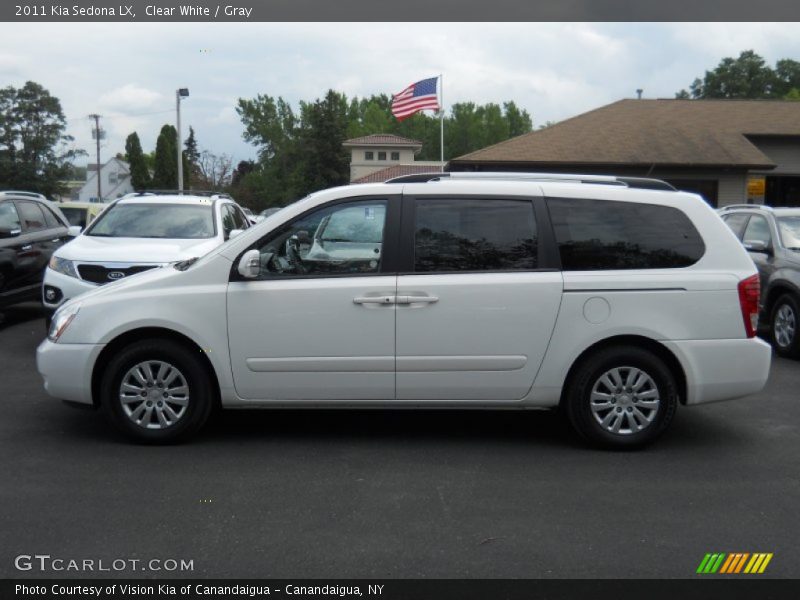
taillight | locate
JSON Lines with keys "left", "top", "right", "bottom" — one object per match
{"left": 737, "top": 274, "right": 760, "bottom": 338}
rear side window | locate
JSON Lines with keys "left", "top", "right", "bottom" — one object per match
{"left": 16, "top": 201, "right": 46, "bottom": 232}
{"left": 547, "top": 197, "right": 705, "bottom": 270}
{"left": 413, "top": 198, "right": 537, "bottom": 272}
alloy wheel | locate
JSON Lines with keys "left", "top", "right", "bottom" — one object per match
{"left": 118, "top": 360, "right": 190, "bottom": 430}
{"left": 589, "top": 366, "right": 660, "bottom": 435}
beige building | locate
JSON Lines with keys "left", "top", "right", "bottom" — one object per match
{"left": 450, "top": 99, "right": 800, "bottom": 208}
{"left": 343, "top": 134, "right": 444, "bottom": 183}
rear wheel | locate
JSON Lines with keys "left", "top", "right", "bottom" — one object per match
{"left": 101, "top": 339, "right": 213, "bottom": 443}
{"left": 770, "top": 294, "right": 800, "bottom": 358}
{"left": 564, "top": 346, "right": 678, "bottom": 449}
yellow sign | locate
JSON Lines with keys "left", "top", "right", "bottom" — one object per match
{"left": 747, "top": 176, "right": 766, "bottom": 198}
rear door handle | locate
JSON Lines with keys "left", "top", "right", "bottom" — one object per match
{"left": 20, "top": 244, "right": 32, "bottom": 251}
{"left": 353, "top": 295, "right": 396, "bottom": 305}
{"left": 396, "top": 295, "right": 439, "bottom": 304}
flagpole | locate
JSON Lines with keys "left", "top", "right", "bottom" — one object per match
{"left": 439, "top": 73, "right": 444, "bottom": 171}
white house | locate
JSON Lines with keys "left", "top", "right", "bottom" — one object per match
{"left": 342, "top": 134, "right": 445, "bottom": 183}
{"left": 78, "top": 157, "right": 134, "bottom": 203}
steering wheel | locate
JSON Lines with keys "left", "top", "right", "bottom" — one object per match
{"left": 284, "top": 237, "right": 307, "bottom": 274}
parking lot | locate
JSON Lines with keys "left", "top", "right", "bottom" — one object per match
{"left": 1, "top": 301, "right": 798, "bottom": 579}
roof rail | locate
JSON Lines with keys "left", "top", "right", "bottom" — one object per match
{"left": 125, "top": 189, "right": 233, "bottom": 199}
{"left": 0, "top": 190, "right": 49, "bottom": 200}
{"left": 384, "top": 172, "right": 676, "bottom": 191}
{"left": 719, "top": 203, "right": 773, "bottom": 211}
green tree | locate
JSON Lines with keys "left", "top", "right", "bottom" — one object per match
{"left": 235, "top": 89, "right": 535, "bottom": 204}
{"left": 0, "top": 81, "right": 85, "bottom": 196}
{"left": 184, "top": 126, "right": 201, "bottom": 187}
{"left": 676, "top": 50, "right": 794, "bottom": 99}
{"left": 151, "top": 124, "right": 189, "bottom": 189}
{"left": 124, "top": 132, "right": 150, "bottom": 190}
{"left": 151, "top": 124, "right": 176, "bottom": 189}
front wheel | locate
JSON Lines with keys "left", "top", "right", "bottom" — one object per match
{"left": 100, "top": 339, "right": 213, "bottom": 443}
{"left": 564, "top": 346, "right": 678, "bottom": 449}
{"left": 770, "top": 294, "right": 800, "bottom": 359}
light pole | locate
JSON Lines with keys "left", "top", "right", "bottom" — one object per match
{"left": 176, "top": 88, "right": 190, "bottom": 192}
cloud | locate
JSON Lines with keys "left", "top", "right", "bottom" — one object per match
{"left": 98, "top": 84, "right": 164, "bottom": 113}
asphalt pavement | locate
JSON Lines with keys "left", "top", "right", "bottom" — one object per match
{"left": 1, "top": 302, "right": 798, "bottom": 578}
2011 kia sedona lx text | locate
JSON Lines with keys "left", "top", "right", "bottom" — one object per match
{"left": 36, "top": 173, "right": 772, "bottom": 447}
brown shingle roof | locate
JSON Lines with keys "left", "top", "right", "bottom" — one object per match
{"left": 343, "top": 134, "right": 422, "bottom": 147}
{"left": 451, "top": 99, "right": 800, "bottom": 169}
{"left": 353, "top": 165, "right": 442, "bottom": 184}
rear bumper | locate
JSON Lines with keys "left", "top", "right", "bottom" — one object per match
{"left": 662, "top": 337, "right": 772, "bottom": 405}
{"left": 36, "top": 339, "right": 104, "bottom": 405}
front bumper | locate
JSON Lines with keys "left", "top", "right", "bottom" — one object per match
{"left": 662, "top": 337, "right": 772, "bottom": 405}
{"left": 36, "top": 339, "right": 105, "bottom": 405}
{"left": 42, "top": 267, "right": 97, "bottom": 310}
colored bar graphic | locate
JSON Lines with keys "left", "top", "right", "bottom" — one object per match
{"left": 734, "top": 553, "right": 749, "bottom": 573}
{"left": 697, "top": 554, "right": 713, "bottom": 574}
{"left": 698, "top": 552, "right": 772, "bottom": 574}
{"left": 719, "top": 554, "right": 735, "bottom": 574}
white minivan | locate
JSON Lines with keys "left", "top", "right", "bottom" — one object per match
{"left": 36, "top": 173, "right": 772, "bottom": 447}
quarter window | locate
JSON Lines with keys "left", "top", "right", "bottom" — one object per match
{"left": 16, "top": 201, "right": 46, "bottom": 232}
{"left": 413, "top": 198, "right": 537, "bottom": 272}
{"left": 252, "top": 199, "right": 388, "bottom": 278}
{"left": 42, "top": 205, "right": 63, "bottom": 228}
{"left": 548, "top": 197, "right": 705, "bottom": 270}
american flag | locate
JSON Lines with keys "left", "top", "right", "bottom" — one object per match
{"left": 391, "top": 77, "right": 440, "bottom": 121}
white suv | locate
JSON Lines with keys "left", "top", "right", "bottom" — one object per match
{"left": 42, "top": 192, "right": 251, "bottom": 310}
{"left": 36, "top": 173, "right": 771, "bottom": 447}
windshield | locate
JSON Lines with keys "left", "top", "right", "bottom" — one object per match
{"left": 777, "top": 216, "right": 800, "bottom": 250}
{"left": 87, "top": 203, "right": 215, "bottom": 239}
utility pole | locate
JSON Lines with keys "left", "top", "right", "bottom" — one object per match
{"left": 176, "top": 88, "right": 190, "bottom": 192}
{"left": 88, "top": 114, "right": 104, "bottom": 201}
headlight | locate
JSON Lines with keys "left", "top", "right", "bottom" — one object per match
{"left": 48, "top": 303, "right": 80, "bottom": 342}
{"left": 49, "top": 255, "right": 78, "bottom": 279}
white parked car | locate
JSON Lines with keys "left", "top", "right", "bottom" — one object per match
{"left": 42, "top": 193, "right": 252, "bottom": 310}
{"left": 37, "top": 173, "right": 771, "bottom": 447}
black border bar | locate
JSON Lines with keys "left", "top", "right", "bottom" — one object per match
{"left": 4, "top": 579, "right": 800, "bottom": 600}
{"left": 2, "top": 0, "right": 800, "bottom": 22}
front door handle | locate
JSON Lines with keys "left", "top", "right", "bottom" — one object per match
{"left": 396, "top": 295, "right": 439, "bottom": 304}
{"left": 353, "top": 295, "right": 396, "bottom": 305}
{"left": 20, "top": 244, "right": 32, "bottom": 251}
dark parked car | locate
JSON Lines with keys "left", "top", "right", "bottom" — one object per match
{"left": 0, "top": 191, "right": 70, "bottom": 309}
{"left": 719, "top": 204, "right": 800, "bottom": 357}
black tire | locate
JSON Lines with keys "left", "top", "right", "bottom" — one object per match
{"left": 770, "top": 294, "right": 800, "bottom": 359}
{"left": 564, "top": 346, "right": 678, "bottom": 449}
{"left": 100, "top": 339, "right": 213, "bottom": 443}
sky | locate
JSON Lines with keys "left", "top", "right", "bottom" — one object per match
{"left": 1, "top": 22, "right": 799, "bottom": 167}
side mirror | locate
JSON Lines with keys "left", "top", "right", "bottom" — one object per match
{"left": 0, "top": 226, "right": 21, "bottom": 239}
{"left": 293, "top": 230, "right": 311, "bottom": 245}
{"left": 229, "top": 228, "right": 244, "bottom": 240}
{"left": 67, "top": 225, "right": 82, "bottom": 237}
{"left": 744, "top": 239, "right": 771, "bottom": 254}
{"left": 237, "top": 249, "right": 261, "bottom": 279}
